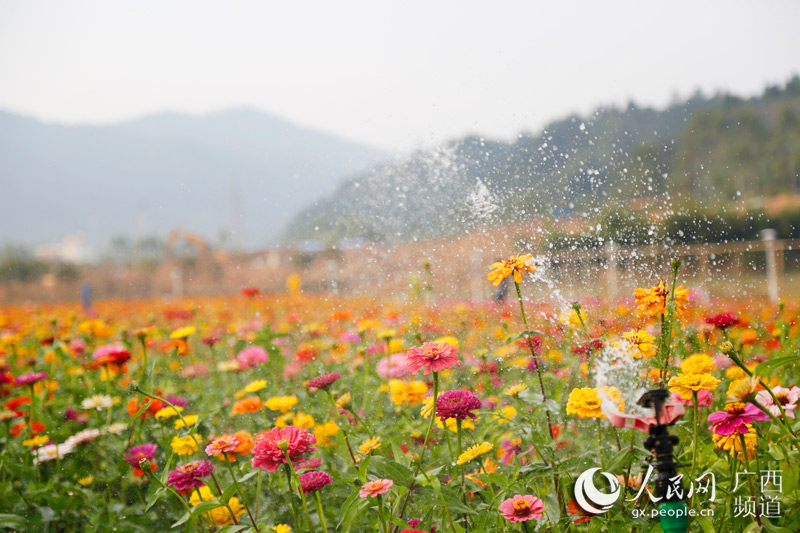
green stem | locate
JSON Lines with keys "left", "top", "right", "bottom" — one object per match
{"left": 223, "top": 455, "right": 260, "bottom": 531}
{"left": 377, "top": 494, "right": 388, "bottom": 533}
{"left": 596, "top": 418, "right": 605, "bottom": 471}
{"left": 283, "top": 463, "right": 299, "bottom": 528}
{"left": 314, "top": 491, "right": 329, "bottom": 533}
{"left": 456, "top": 419, "right": 464, "bottom": 488}
{"left": 283, "top": 450, "right": 315, "bottom": 533}
{"left": 131, "top": 384, "right": 240, "bottom": 524}
{"left": 144, "top": 466, "right": 202, "bottom": 533}
{"left": 691, "top": 392, "right": 699, "bottom": 476}
{"left": 738, "top": 433, "right": 761, "bottom": 527}
{"left": 325, "top": 390, "right": 358, "bottom": 465}
{"left": 516, "top": 280, "right": 562, "bottom": 514}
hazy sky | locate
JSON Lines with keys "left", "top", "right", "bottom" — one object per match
{"left": 2, "top": 0, "right": 799, "bottom": 152}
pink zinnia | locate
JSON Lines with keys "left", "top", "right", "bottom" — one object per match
{"left": 92, "top": 344, "right": 131, "bottom": 365}
{"left": 236, "top": 345, "right": 269, "bottom": 369}
{"left": 405, "top": 342, "right": 461, "bottom": 376}
{"left": 167, "top": 461, "right": 214, "bottom": 492}
{"left": 205, "top": 435, "right": 240, "bottom": 456}
{"left": 69, "top": 338, "right": 86, "bottom": 356}
{"left": 359, "top": 478, "right": 393, "bottom": 498}
{"left": 377, "top": 353, "right": 411, "bottom": 379}
{"left": 251, "top": 426, "right": 317, "bottom": 472}
{"left": 15, "top": 372, "right": 47, "bottom": 386}
{"left": 755, "top": 386, "right": 800, "bottom": 419}
{"left": 436, "top": 390, "right": 481, "bottom": 421}
{"left": 124, "top": 443, "right": 158, "bottom": 468}
{"left": 294, "top": 457, "right": 323, "bottom": 471}
{"left": 499, "top": 494, "right": 544, "bottom": 522}
{"left": 305, "top": 372, "right": 341, "bottom": 391}
{"left": 671, "top": 389, "right": 714, "bottom": 409}
{"left": 299, "top": 470, "right": 333, "bottom": 493}
{"left": 707, "top": 402, "right": 769, "bottom": 435}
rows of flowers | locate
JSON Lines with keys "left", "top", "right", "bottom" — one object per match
{"left": 0, "top": 255, "right": 798, "bottom": 532}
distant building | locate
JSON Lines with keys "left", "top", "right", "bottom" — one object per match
{"left": 34, "top": 233, "right": 92, "bottom": 263}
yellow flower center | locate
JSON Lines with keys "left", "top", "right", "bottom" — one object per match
{"left": 724, "top": 402, "right": 745, "bottom": 415}
{"left": 513, "top": 498, "right": 530, "bottom": 512}
{"left": 776, "top": 392, "right": 789, "bottom": 404}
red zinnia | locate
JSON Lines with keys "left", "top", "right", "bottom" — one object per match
{"left": 405, "top": 342, "right": 461, "bottom": 376}
{"left": 251, "top": 425, "right": 317, "bottom": 472}
{"left": 304, "top": 372, "right": 341, "bottom": 391}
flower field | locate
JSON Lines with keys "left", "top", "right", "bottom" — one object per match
{"left": 1, "top": 256, "right": 799, "bottom": 532}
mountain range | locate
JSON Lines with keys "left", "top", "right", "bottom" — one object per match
{"left": 284, "top": 76, "right": 800, "bottom": 245}
{"left": 0, "top": 108, "right": 384, "bottom": 252}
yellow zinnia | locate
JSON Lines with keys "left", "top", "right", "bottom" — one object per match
{"left": 667, "top": 373, "right": 721, "bottom": 401}
{"left": 503, "top": 383, "right": 528, "bottom": 397}
{"left": 620, "top": 329, "right": 657, "bottom": 359}
{"left": 680, "top": 353, "right": 715, "bottom": 375}
{"left": 457, "top": 442, "right": 493, "bottom": 465}
{"left": 313, "top": 421, "right": 340, "bottom": 447}
{"left": 170, "top": 326, "right": 196, "bottom": 339}
{"left": 712, "top": 424, "right": 756, "bottom": 461}
{"left": 389, "top": 380, "right": 428, "bottom": 407}
{"left": 488, "top": 254, "right": 536, "bottom": 286}
{"left": 155, "top": 406, "right": 184, "bottom": 420}
{"left": 566, "top": 387, "right": 605, "bottom": 419}
{"left": 174, "top": 414, "right": 198, "bottom": 429}
{"left": 189, "top": 485, "right": 245, "bottom": 526}
{"left": 357, "top": 436, "right": 382, "bottom": 456}
{"left": 265, "top": 396, "right": 299, "bottom": 413}
{"left": 244, "top": 379, "right": 268, "bottom": 393}
{"left": 170, "top": 434, "right": 200, "bottom": 456}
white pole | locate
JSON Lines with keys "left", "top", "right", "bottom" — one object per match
{"left": 761, "top": 229, "right": 779, "bottom": 303}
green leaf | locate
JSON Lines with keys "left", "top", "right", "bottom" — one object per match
{"left": 145, "top": 486, "right": 166, "bottom": 512}
{"left": 605, "top": 448, "right": 634, "bottom": 473}
{"left": 128, "top": 398, "right": 153, "bottom": 426}
{"left": 236, "top": 470, "right": 259, "bottom": 484}
{"left": 214, "top": 526, "right": 251, "bottom": 533}
{"left": 370, "top": 456, "right": 412, "bottom": 486}
{"left": 503, "top": 330, "right": 543, "bottom": 346}
{"left": 754, "top": 355, "right": 799, "bottom": 375}
{"left": 543, "top": 491, "right": 561, "bottom": 524}
{"left": 357, "top": 455, "right": 371, "bottom": 483}
{"left": 0, "top": 513, "right": 27, "bottom": 529}
{"left": 171, "top": 511, "right": 191, "bottom": 528}
{"left": 219, "top": 481, "right": 240, "bottom": 505}
{"left": 337, "top": 490, "right": 363, "bottom": 533}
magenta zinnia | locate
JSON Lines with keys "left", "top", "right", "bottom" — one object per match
{"left": 15, "top": 372, "right": 47, "bottom": 386}
{"left": 251, "top": 425, "right": 317, "bottom": 472}
{"left": 299, "top": 470, "right": 333, "bottom": 493}
{"left": 304, "top": 372, "right": 341, "bottom": 391}
{"left": 436, "top": 390, "right": 482, "bottom": 421}
{"left": 405, "top": 342, "right": 461, "bottom": 376}
{"left": 167, "top": 461, "right": 214, "bottom": 492}
{"left": 124, "top": 444, "right": 158, "bottom": 468}
{"left": 707, "top": 402, "right": 769, "bottom": 435}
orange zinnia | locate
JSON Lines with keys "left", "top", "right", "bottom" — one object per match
{"left": 231, "top": 396, "right": 262, "bottom": 416}
{"left": 211, "top": 430, "right": 255, "bottom": 461}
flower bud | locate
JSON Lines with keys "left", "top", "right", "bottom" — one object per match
{"left": 139, "top": 458, "right": 151, "bottom": 471}
{"left": 719, "top": 341, "right": 734, "bottom": 355}
{"left": 128, "top": 380, "right": 140, "bottom": 393}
